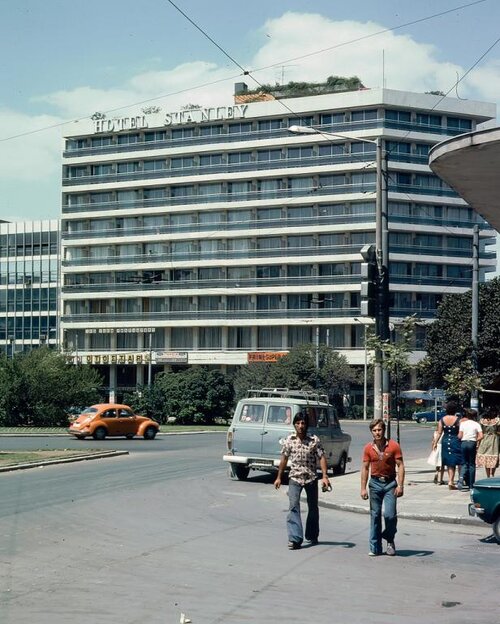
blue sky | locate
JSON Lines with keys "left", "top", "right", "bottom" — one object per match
{"left": 1, "top": 0, "right": 500, "bottom": 225}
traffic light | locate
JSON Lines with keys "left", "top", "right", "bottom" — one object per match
{"left": 360, "top": 244, "right": 378, "bottom": 317}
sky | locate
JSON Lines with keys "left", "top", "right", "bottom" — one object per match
{"left": 1, "top": 0, "right": 500, "bottom": 227}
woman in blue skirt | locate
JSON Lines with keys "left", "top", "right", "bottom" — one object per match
{"left": 435, "top": 400, "right": 463, "bottom": 489}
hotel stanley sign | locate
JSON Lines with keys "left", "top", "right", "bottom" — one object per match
{"left": 93, "top": 105, "right": 249, "bottom": 133}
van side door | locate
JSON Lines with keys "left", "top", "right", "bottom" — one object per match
{"left": 261, "top": 403, "right": 294, "bottom": 461}
{"left": 231, "top": 402, "right": 266, "bottom": 457}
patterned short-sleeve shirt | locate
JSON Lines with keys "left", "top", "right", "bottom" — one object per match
{"left": 281, "top": 433, "right": 325, "bottom": 485}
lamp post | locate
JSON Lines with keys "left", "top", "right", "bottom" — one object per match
{"left": 288, "top": 125, "right": 390, "bottom": 418}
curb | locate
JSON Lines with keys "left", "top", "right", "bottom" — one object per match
{"left": 317, "top": 498, "right": 481, "bottom": 527}
{"left": 0, "top": 450, "right": 129, "bottom": 473}
{"left": 0, "top": 430, "right": 226, "bottom": 437}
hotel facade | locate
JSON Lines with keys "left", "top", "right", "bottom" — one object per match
{"left": 60, "top": 86, "right": 496, "bottom": 400}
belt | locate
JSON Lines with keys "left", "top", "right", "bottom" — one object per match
{"left": 371, "top": 476, "right": 396, "bottom": 483}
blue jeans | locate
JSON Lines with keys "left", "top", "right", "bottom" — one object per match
{"left": 287, "top": 479, "right": 319, "bottom": 544}
{"left": 368, "top": 478, "right": 397, "bottom": 554}
{"left": 459, "top": 441, "right": 477, "bottom": 487}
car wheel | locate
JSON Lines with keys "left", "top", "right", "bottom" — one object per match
{"left": 418, "top": 416, "right": 427, "bottom": 424}
{"left": 335, "top": 453, "right": 347, "bottom": 476}
{"left": 93, "top": 427, "right": 107, "bottom": 441}
{"left": 143, "top": 426, "right": 157, "bottom": 440}
{"left": 493, "top": 515, "right": 500, "bottom": 544}
{"left": 125, "top": 434, "right": 134, "bottom": 439}
{"left": 228, "top": 463, "right": 249, "bottom": 481}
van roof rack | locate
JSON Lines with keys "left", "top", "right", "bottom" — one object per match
{"left": 247, "top": 388, "right": 329, "bottom": 403}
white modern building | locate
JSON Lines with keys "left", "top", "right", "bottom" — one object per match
{"left": 0, "top": 219, "right": 60, "bottom": 356}
{"left": 60, "top": 85, "right": 497, "bottom": 400}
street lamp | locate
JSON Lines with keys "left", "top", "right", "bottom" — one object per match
{"left": 288, "top": 125, "right": 390, "bottom": 418}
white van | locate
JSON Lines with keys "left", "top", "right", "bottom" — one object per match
{"left": 223, "top": 389, "right": 351, "bottom": 480}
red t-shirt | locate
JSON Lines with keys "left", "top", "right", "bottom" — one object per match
{"left": 362, "top": 439, "right": 403, "bottom": 478}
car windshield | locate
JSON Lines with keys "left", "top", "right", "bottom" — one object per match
{"left": 81, "top": 407, "right": 98, "bottom": 415}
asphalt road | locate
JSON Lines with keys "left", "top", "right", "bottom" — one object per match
{"left": 2, "top": 426, "right": 496, "bottom": 624}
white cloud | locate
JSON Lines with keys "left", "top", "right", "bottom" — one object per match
{"left": 2, "top": 10, "right": 500, "bottom": 222}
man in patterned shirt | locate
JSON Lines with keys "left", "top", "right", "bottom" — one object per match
{"left": 274, "top": 411, "right": 331, "bottom": 550}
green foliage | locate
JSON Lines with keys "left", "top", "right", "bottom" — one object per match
{"left": 246, "top": 75, "right": 364, "bottom": 98}
{"left": 123, "top": 384, "right": 167, "bottom": 423}
{"left": 153, "top": 367, "right": 234, "bottom": 425}
{"left": 420, "top": 278, "right": 500, "bottom": 394}
{"left": 0, "top": 348, "right": 102, "bottom": 426}
{"left": 232, "top": 344, "right": 357, "bottom": 406}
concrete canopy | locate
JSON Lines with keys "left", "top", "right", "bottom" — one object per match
{"left": 429, "top": 127, "right": 500, "bottom": 232}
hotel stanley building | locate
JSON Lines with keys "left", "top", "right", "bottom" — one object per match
{"left": 60, "top": 85, "right": 496, "bottom": 400}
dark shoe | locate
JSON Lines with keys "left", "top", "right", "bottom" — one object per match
{"left": 433, "top": 474, "right": 438, "bottom": 484}
{"left": 449, "top": 484, "right": 457, "bottom": 490}
{"left": 306, "top": 538, "right": 318, "bottom": 546}
{"left": 288, "top": 541, "right": 301, "bottom": 550}
{"left": 386, "top": 542, "right": 396, "bottom": 556}
{"left": 437, "top": 480, "right": 444, "bottom": 485}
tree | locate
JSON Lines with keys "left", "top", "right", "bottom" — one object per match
{"left": 419, "top": 277, "right": 500, "bottom": 396}
{"left": 153, "top": 367, "right": 234, "bottom": 425}
{"left": 0, "top": 348, "right": 102, "bottom": 426}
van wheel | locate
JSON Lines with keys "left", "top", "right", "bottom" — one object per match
{"left": 335, "top": 453, "right": 347, "bottom": 475}
{"left": 229, "top": 464, "right": 249, "bottom": 481}
{"left": 93, "top": 427, "right": 106, "bottom": 441}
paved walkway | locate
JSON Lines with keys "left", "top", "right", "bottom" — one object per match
{"left": 318, "top": 457, "right": 480, "bottom": 526}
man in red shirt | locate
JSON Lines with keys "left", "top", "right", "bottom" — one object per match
{"left": 360, "top": 418, "right": 405, "bottom": 556}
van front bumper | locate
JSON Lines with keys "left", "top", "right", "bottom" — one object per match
{"left": 223, "top": 454, "right": 280, "bottom": 469}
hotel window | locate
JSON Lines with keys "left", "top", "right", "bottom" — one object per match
{"left": 227, "top": 295, "right": 252, "bottom": 310}
{"left": 385, "top": 109, "right": 411, "bottom": 122}
{"left": 414, "top": 264, "right": 442, "bottom": 277}
{"left": 414, "top": 143, "right": 431, "bottom": 156}
{"left": 67, "top": 193, "right": 89, "bottom": 206}
{"left": 319, "top": 263, "right": 346, "bottom": 276}
{"left": 288, "top": 116, "right": 314, "bottom": 127}
{"left": 290, "top": 176, "right": 314, "bottom": 190}
{"left": 227, "top": 209, "right": 252, "bottom": 222}
{"left": 351, "top": 109, "right": 378, "bottom": 121}
{"left": 117, "top": 133, "right": 139, "bottom": 144}
{"left": 447, "top": 117, "right": 472, "bottom": 131}
{"left": 257, "top": 237, "right": 282, "bottom": 250}
{"left": 389, "top": 262, "right": 411, "bottom": 277}
{"left": 257, "top": 207, "right": 281, "bottom": 221}
{"left": 287, "top": 294, "right": 311, "bottom": 309}
{"left": 318, "top": 233, "right": 344, "bottom": 246}
{"left": 320, "top": 113, "right": 345, "bottom": 125}
{"left": 415, "top": 234, "right": 441, "bottom": 248}
{"left": 351, "top": 142, "right": 376, "bottom": 154}
{"left": 67, "top": 138, "right": 87, "bottom": 150}
{"left": 351, "top": 172, "right": 376, "bottom": 185}
{"left": 385, "top": 141, "right": 411, "bottom": 154}
{"left": 200, "top": 154, "right": 223, "bottom": 166}
{"left": 143, "top": 160, "right": 166, "bottom": 171}
{"left": 351, "top": 232, "right": 375, "bottom": 245}
{"left": 391, "top": 292, "right": 412, "bottom": 310}
{"left": 171, "top": 185, "right": 195, "bottom": 197}
{"left": 447, "top": 265, "right": 470, "bottom": 279}
{"left": 447, "top": 236, "right": 472, "bottom": 251}
{"left": 228, "top": 181, "right": 251, "bottom": 196}
{"left": 389, "top": 232, "right": 412, "bottom": 247}
{"left": 199, "top": 211, "right": 223, "bottom": 224}
{"left": 199, "top": 327, "right": 222, "bottom": 349}
{"left": 228, "top": 122, "right": 252, "bottom": 134}
{"left": 172, "top": 268, "right": 196, "bottom": 281}
{"left": 116, "top": 190, "right": 138, "bottom": 204}
{"left": 117, "top": 333, "right": 138, "bottom": 349}
{"left": 171, "top": 327, "right": 193, "bottom": 349}
{"left": 69, "top": 166, "right": 88, "bottom": 178}
{"left": 198, "top": 183, "right": 222, "bottom": 196}
{"left": 92, "top": 164, "right": 113, "bottom": 175}
{"left": 351, "top": 201, "right": 375, "bottom": 215}
{"left": 200, "top": 125, "right": 223, "bottom": 136}
{"left": 318, "top": 203, "right": 346, "bottom": 216}
{"left": 288, "top": 326, "right": 312, "bottom": 347}
{"left": 257, "top": 149, "right": 282, "bottom": 161}
{"left": 144, "top": 130, "right": 166, "bottom": 142}
{"left": 200, "top": 239, "right": 223, "bottom": 254}
{"left": 287, "top": 235, "right": 314, "bottom": 249}
{"left": 170, "top": 297, "right": 191, "bottom": 312}
{"left": 416, "top": 113, "right": 441, "bottom": 127}
{"left": 144, "top": 215, "right": 168, "bottom": 227}
{"left": 288, "top": 206, "right": 313, "bottom": 220}
{"left": 414, "top": 203, "right": 442, "bottom": 219}
{"left": 143, "top": 187, "right": 167, "bottom": 200}
{"left": 228, "top": 327, "right": 252, "bottom": 349}
{"left": 319, "top": 174, "right": 346, "bottom": 187}
{"left": 319, "top": 144, "right": 345, "bottom": 156}
{"left": 258, "top": 119, "right": 283, "bottom": 131}
{"left": 256, "top": 265, "right": 280, "bottom": 279}
{"left": 258, "top": 179, "right": 281, "bottom": 192}
{"left": 117, "top": 162, "right": 140, "bottom": 173}
{"left": 227, "top": 238, "right": 251, "bottom": 251}
{"left": 171, "top": 127, "right": 194, "bottom": 139}
{"left": 228, "top": 266, "right": 253, "bottom": 280}
{"left": 257, "top": 295, "right": 281, "bottom": 310}
{"left": 287, "top": 146, "right": 313, "bottom": 159}
{"left": 288, "top": 264, "right": 312, "bottom": 277}
{"left": 172, "top": 241, "right": 196, "bottom": 255}
{"left": 171, "top": 157, "right": 195, "bottom": 169}
{"left": 145, "top": 242, "right": 167, "bottom": 255}
{"left": 257, "top": 327, "right": 282, "bottom": 349}
{"left": 228, "top": 152, "right": 251, "bottom": 164}
{"left": 388, "top": 201, "right": 411, "bottom": 217}
{"left": 320, "top": 325, "right": 345, "bottom": 348}
{"left": 198, "top": 296, "right": 221, "bottom": 311}
{"left": 199, "top": 267, "right": 223, "bottom": 280}
{"left": 170, "top": 213, "right": 192, "bottom": 227}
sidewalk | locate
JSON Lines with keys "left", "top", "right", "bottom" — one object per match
{"left": 318, "top": 457, "right": 479, "bottom": 526}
